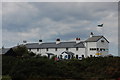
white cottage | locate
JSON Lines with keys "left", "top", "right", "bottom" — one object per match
{"left": 25, "top": 33, "right": 109, "bottom": 59}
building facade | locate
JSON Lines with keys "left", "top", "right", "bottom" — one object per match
{"left": 24, "top": 33, "right": 109, "bottom": 59}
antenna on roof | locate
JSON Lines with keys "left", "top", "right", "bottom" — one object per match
{"left": 90, "top": 32, "right": 94, "bottom": 37}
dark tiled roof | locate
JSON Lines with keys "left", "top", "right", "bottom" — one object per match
{"left": 85, "top": 36, "right": 105, "bottom": 42}
{"left": 61, "top": 51, "right": 74, "bottom": 55}
{"left": 85, "top": 36, "right": 109, "bottom": 43}
{"left": 25, "top": 41, "right": 85, "bottom": 49}
{"left": 25, "top": 43, "right": 40, "bottom": 49}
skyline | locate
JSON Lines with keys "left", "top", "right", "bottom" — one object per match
{"left": 2, "top": 2, "right": 118, "bottom": 56}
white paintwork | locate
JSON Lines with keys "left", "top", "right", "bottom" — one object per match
{"left": 86, "top": 37, "right": 109, "bottom": 57}
{"left": 97, "top": 37, "right": 109, "bottom": 56}
{"left": 28, "top": 36, "right": 109, "bottom": 59}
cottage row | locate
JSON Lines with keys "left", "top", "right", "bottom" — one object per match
{"left": 24, "top": 33, "right": 109, "bottom": 59}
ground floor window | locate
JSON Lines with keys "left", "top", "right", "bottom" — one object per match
{"left": 29, "top": 48, "right": 31, "bottom": 51}
{"left": 76, "top": 55, "right": 78, "bottom": 59}
{"left": 68, "top": 55, "right": 70, "bottom": 59}
{"left": 90, "top": 55, "right": 92, "bottom": 57}
{"left": 59, "top": 55, "right": 62, "bottom": 59}
{"left": 82, "top": 55, "right": 84, "bottom": 58}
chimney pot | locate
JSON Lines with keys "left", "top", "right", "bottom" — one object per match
{"left": 76, "top": 38, "right": 80, "bottom": 43}
{"left": 56, "top": 38, "right": 60, "bottom": 44}
{"left": 39, "top": 39, "right": 43, "bottom": 44}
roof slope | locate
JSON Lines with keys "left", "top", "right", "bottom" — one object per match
{"left": 25, "top": 41, "right": 85, "bottom": 49}
{"left": 85, "top": 36, "right": 109, "bottom": 43}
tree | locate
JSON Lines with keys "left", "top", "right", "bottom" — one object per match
{"left": 13, "top": 45, "right": 31, "bottom": 57}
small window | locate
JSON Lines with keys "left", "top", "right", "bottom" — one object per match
{"left": 29, "top": 48, "right": 31, "bottom": 51}
{"left": 76, "top": 55, "right": 78, "bottom": 59}
{"left": 37, "top": 48, "right": 39, "bottom": 51}
{"left": 64, "top": 55, "right": 68, "bottom": 59}
{"left": 100, "top": 49, "right": 102, "bottom": 51}
{"left": 82, "top": 55, "right": 84, "bottom": 58}
{"left": 90, "top": 55, "right": 92, "bottom": 57}
{"left": 76, "top": 47, "right": 79, "bottom": 51}
{"left": 101, "top": 40, "right": 104, "bottom": 43}
{"left": 46, "top": 48, "right": 49, "bottom": 51}
{"left": 68, "top": 55, "right": 70, "bottom": 59}
{"left": 60, "top": 55, "right": 62, "bottom": 59}
{"left": 97, "top": 48, "right": 99, "bottom": 51}
{"left": 55, "top": 48, "right": 57, "bottom": 51}
{"left": 66, "top": 48, "right": 68, "bottom": 51}
{"left": 104, "top": 49, "right": 105, "bottom": 51}
{"left": 90, "top": 48, "right": 97, "bottom": 51}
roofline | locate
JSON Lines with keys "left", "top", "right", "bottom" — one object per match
{"left": 27, "top": 47, "right": 85, "bottom": 49}
{"left": 85, "top": 36, "right": 109, "bottom": 43}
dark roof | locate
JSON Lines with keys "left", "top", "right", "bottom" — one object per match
{"left": 61, "top": 51, "right": 74, "bottom": 55}
{"left": 25, "top": 41, "right": 85, "bottom": 49}
{"left": 85, "top": 36, "right": 109, "bottom": 43}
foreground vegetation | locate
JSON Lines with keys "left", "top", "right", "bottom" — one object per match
{"left": 2, "top": 46, "right": 120, "bottom": 80}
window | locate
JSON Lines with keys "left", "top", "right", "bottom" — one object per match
{"left": 82, "top": 55, "right": 84, "bottom": 58}
{"left": 55, "top": 48, "right": 57, "bottom": 51}
{"left": 29, "top": 48, "right": 31, "bottom": 51}
{"left": 103, "top": 49, "right": 105, "bottom": 51}
{"left": 101, "top": 40, "right": 104, "bottom": 43}
{"left": 60, "top": 55, "right": 62, "bottom": 59}
{"left": 64, "top": 55, "right": 68, "bottom": 59}
{"left": 76, "top": 47, "right": 78, "bottom": 51}
{"left": 68, "top": 55, "right": 70, "bottom": 59}
{"left": 37, "top": 48, "right": 39, "bottom": 51}
{"left": 46, "top": 48, "right": 49, "bottom": 51}
{"left": 90, "top": 48, "right": 96, "bottom": 51}
{"left": 100, "top": 49, "right": 102, "bottom": 51}
{"left": 90, "top": 55, "right": 92, "bottom": 57}
{"left": 66, "top": 48, "right": 68, "bottom": 51}
{"left": 97, "top": 48, "right": 99, "bottom": 51}
{"left": 76, "top": 55, "right": 78, "bottom": 59}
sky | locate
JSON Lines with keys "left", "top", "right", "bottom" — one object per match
{"left": 1, "top": 2, "right": 119, "bottom": 56}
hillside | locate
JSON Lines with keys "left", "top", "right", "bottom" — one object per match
{"left": 2, "top": 55, "right": 120, "bottom": 80}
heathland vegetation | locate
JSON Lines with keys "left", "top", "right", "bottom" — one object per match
{"left": 2, "top": 46, "right": 120, "bottom": 80}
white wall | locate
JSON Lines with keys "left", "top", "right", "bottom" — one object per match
{"left": 86, "top": 42, "right": 97, "bottom": 57}
{"left": 29, "top": 47, "right": 85, "bottom": 58}
{"left": 86, "top": 37, "right": 109, "bottom": 57}
{"left": 97, "top": 37, "right": 109, "bottom": 56}
{"left": 28, "top": 37, "right": 109, "bottom": 58}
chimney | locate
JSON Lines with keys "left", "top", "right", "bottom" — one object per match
{"left": 39, "top": 39, "right": 42, "bottom": 44}
{"left": 23, "top": 40, "right": 27, "bottom": 45}
{"left": 56, "top": 38, "right": 60, "bottom": 44}
{"left": 76, "top": 38, "right": 80, "bottom": 43}
{"left": 90, "top": 32, "right": 94, "bottom": 37}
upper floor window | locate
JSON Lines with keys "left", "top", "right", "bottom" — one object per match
{"left": 90, "top": 48, "right": 96, "bottom": 51}
{"left": 37, "top": 48, "right": 39, "bottom": 51}
{"left": 76, "top": 47, "right": 79, "bottom": 51}
{"left": 66, "top": 48, "right": 69, "bottom": 51}
{"left": 46, "top": 48, "right": 49, "bottom": 51}
{"left": 55, "top": 48, "right": 57, "bottom": 51}
{"left": 101, "top": 40, "right": 104, "bottom": 43}
{"left": 97, "top": 48, "right": 99, "bottom": 51}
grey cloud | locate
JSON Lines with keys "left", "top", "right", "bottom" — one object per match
{"left": 2, "top": 2, "right": 118, "bottom": 56}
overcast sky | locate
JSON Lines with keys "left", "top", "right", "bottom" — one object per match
{"left": 2, "top": 2, "right": 118, "bottom": 56}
